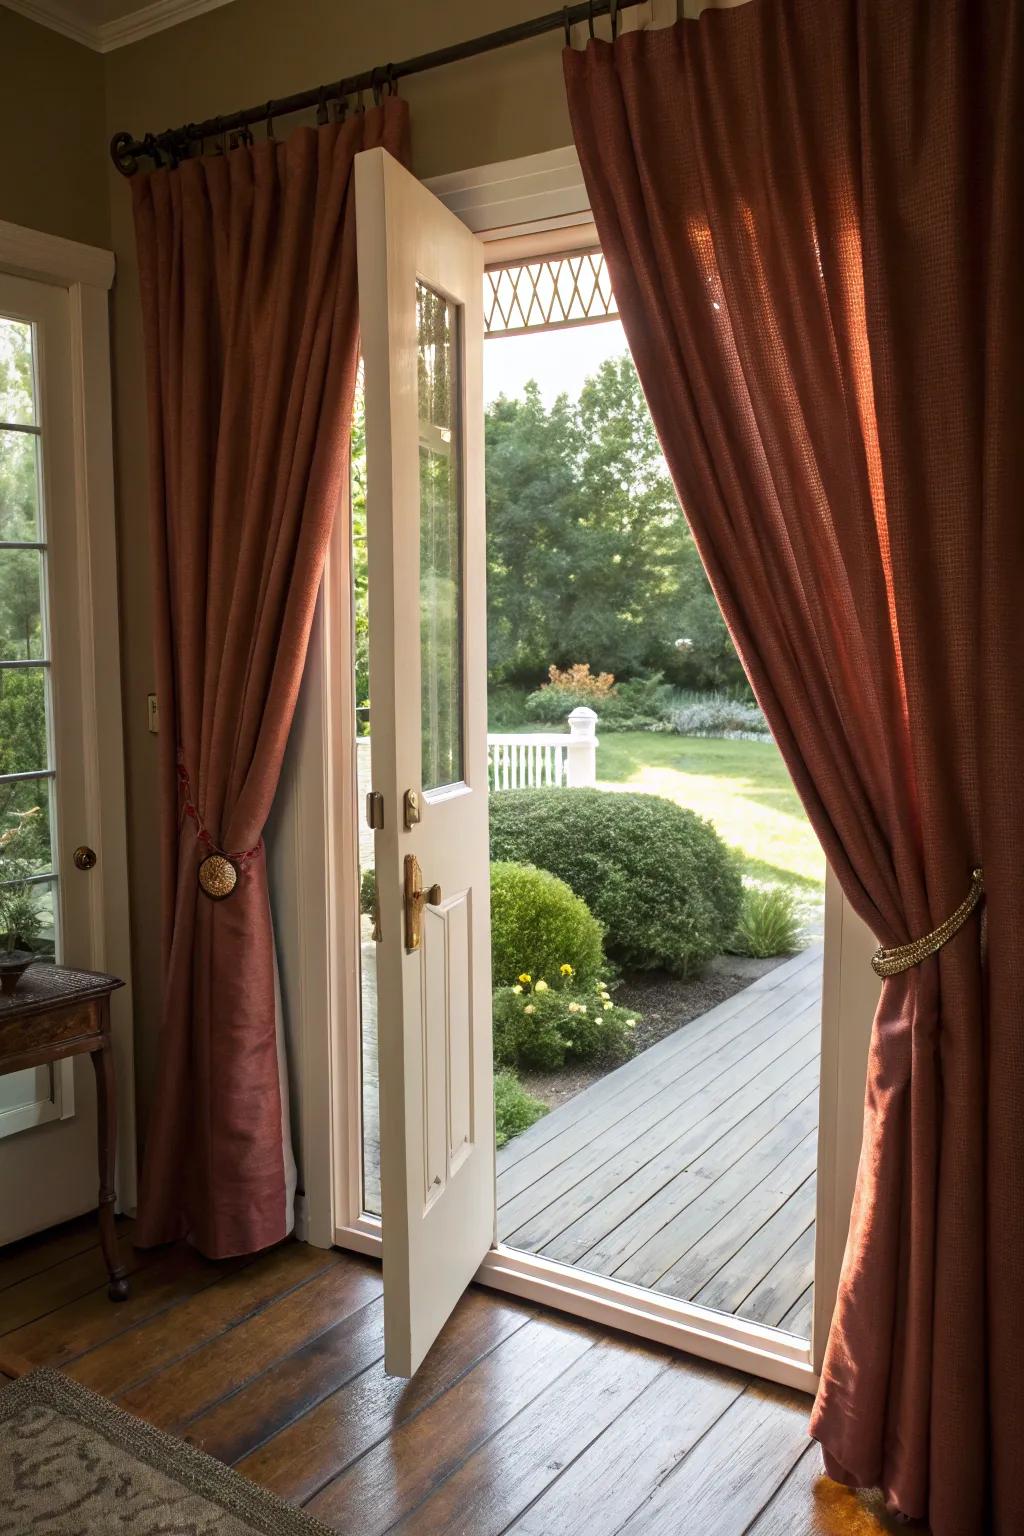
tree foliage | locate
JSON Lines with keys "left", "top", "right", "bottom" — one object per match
{"left": 485, "top": 354, "right": 745, "bottom": 691}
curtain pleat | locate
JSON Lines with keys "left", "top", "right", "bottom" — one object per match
{"left": 132, "top": 102, "right": 409, "bottom": 1258}
{"left": 564, "top": 3, "right": 1022, "bottom": 1529}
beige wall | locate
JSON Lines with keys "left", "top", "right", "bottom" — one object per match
{"left": 0, "top": 8, "right": 109, "bottom": 247}
{"left": 100, "top": 0, "right": 590, "bottom": 1115}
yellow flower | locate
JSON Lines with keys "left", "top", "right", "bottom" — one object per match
{"left": 603, "top": 1002, "right": 613, "bottom": 1011}
{"left": 512, "top": 985, "right": 523, "bottom": 995}
{"left": 518, "top": 973, "right": 532, "bottom": 986}
{"left": 524, "top": 1004, "right": 535, "bottom": 1015}
{"left": 560, "top": 964, "right": 574, "bottom": 976}
{"left": 535, "top": 979, "right": 549, "bottom": 993}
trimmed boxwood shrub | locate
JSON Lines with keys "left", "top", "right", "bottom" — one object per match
{"left": 490, "top": 859, "right": 605, "bottom": 988}
{"left": 490, "top": 788, "right": 742, "bottom": 977}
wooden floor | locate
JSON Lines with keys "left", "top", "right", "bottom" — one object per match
{"left": 0, "top": 1217, "right": 911, "bottom": 1536}
{"left": 498, "top": 945, "right": 824, "bottom": 1338}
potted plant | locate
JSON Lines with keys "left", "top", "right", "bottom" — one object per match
{"left": 0, "top": 808, "right": 44, "bottom": 994}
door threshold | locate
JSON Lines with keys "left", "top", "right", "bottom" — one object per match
{"left": 334, "top": 1219, "right": 817, "bottom": 1394}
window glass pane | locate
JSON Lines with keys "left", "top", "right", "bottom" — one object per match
{"left": 0, "top": 876, "right": 58, "bottom": 962}
{"left": 0, "top": 666, "right": 49, "bottom": 775}
{"left": 0, "top": 319, "right": 35, "bottom": 427}
{"left": 417, "top": 281, "right": 464, "bottom": 792}
{"left": 0, "top": 776, "right": 54, "bottom": 879}
{"left": 0, "top": 430, "right": 41, "bottom": 541}
{"left": 0, "top": 547, "right": 44, "bottom": 659}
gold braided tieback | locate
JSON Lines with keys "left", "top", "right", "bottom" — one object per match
{"left": 871, "top": 867, "right": 985, "bottom": 978}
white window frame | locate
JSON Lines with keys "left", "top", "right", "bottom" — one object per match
{"left": 275, "top": 147, "right": 878, "bottom": 1396}
{"left": 0, "top": 220, "right": 137, "bottom": 1212}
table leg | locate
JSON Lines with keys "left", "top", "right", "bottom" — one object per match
{"left": 92, "top": 1019, "right": 129, "bottom": 1302}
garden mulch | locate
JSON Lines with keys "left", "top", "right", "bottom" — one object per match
{"left": 518, "top": 950, "right": 791, "bottom": 1112}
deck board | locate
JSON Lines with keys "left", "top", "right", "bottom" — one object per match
{"left": 498, "top": 947, "right": 824, "bottom": 1337}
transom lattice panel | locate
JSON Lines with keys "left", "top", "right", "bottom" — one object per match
{"left": 484, "top": 250, "right": 618, "bottom": 337}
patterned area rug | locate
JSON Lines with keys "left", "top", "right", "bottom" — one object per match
{"left": 0, "top": 1368, "right": 334, "bottom": 1534}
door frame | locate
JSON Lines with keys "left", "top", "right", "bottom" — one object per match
{"left": 277, "top": 148, "right": 878, "bottom": 1395}
{"left": 0, "top": 218, "right": 137, "bottom": 1217}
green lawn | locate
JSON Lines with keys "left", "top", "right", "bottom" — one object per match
{"left": 596, "top": 733, "right": 825, "bottom": 899}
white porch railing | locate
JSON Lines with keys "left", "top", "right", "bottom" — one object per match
{"left": 488, "top": 706, "right": 598, "bottom": 791}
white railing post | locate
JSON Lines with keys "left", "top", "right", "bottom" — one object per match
{"left": 566, "top": 707, "right": 598, "bottom": 787}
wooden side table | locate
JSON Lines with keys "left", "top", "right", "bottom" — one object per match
{"left": 0, "top": 966, "right": 128, "bottom": 1301}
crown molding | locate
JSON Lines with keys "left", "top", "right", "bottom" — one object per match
{"left": 0, "top": 218, "right": 114, "bottom": 291}
{"left": 1, "top": 0, "right": 234, "bottom": 52}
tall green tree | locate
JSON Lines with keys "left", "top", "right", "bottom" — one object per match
{"left": 485, "top": 352, "right": 746, "bottom": 691}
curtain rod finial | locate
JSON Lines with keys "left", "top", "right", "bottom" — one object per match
{"left": 110, "top": 131, "right": 139, "bottom": 178}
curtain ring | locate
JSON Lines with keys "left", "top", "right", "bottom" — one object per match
{"left": 143, "top": 132, "right": 165, "bottom": 169}
{"left": 587, "top": 0, "right": 596, "bottom": 39}
{"left": 332, "top": 95, "right": 348, "bottom": 122}
{"left": 386, "top": 63, "right": 398, "bottom": 96}
{"left": 264, "top": 101, "right": 275, "bottom": 140}
{"left": 563, "top": 6, "right": 572, "bottom": 46}
{"left": 370, "top": 66, "right": 383, "bottom": 107}
{"left": 316, "top": 87, "right": 329, "bottom": 126}
{"left": 610, "top": 0, "right": 620, "bottom": 39}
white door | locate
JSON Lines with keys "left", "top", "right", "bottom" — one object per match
{"left": 0, "top": 267, "right": 134, "bottom": 1244}
{"left": 356, "top": 148, "right": 493, "bottom": 1376}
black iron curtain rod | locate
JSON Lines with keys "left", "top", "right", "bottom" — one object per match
{"left": 110, "top": 0, "right": 647, "bottom": 175}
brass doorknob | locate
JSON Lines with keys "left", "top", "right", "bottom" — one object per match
{"left": 73, "top": 846, "right": 97, "bottom": 871}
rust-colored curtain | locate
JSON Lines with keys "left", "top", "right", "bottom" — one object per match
{"left": 132, "top": 101, "right": 409, "bottom": 1259}
{"left": 565, "top": 3, "right": 1021, "bottom": 1531}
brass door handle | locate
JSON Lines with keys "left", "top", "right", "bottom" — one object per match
{"left": 404, "top": 854, "right": 441, "bottom": 951}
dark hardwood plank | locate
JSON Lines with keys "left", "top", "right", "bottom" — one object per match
{"left": 186, "top": 1294, "right": 386, "bottom": 1463}
{"left": 237, "top": 1286, "right": 535, "bottom": 1504}
{"left": 0, "top": 1212, "right": 127, "bottom": 1295}
{"left": 378, "top": 1334, "right": 667, "bottom": 1536}
{"left": 306, "top": 1313, "right": 601, "bottom": 1532}
{"left": 505, "top": 1354, "right": 747, "bottom": 1535}
{"left": 0, "top": 1223, "right": 154, "bottom": 1335}
{"left": 118, "top": 1255, "right": 381, "bottom": 1430}
{"left": 613, "top": 1382, "right": 809, "bottom": 1535}
{"left": 0, "top": 1244, "right": 240, "bottom": 1367}
{"left": 66, "top": 1241, "right": 339, "bottom": 1397}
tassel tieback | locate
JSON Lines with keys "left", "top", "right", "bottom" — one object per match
{"left": 871, "top": 867, "right": 984, "bottom": 978}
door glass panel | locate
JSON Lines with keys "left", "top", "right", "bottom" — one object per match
{"left": 0, "top": 311, "right": 58, "bottom": 967}
{"left": 417, "top": 281, "right": 464, "bottom": 793}
{"left": 0, "top": 548, "right": 45, "bottom": 658}
{"left": 0, "top": 318, "right": 36, "bottom": 427}
{"left": 0, "top": 431, "right": 41, "bottom": 541}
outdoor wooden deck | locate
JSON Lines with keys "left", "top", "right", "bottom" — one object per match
{"left": 496, "top": 945, "right": 824, "bottom": 1339}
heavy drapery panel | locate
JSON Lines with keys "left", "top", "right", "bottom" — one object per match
{"left": 132, "top": 101, "right": 409, "bottom": 1259}
{"left": 565, "top": 4, "right": 1021, "bottom": 1531}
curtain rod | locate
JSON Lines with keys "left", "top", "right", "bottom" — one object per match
{"left": 109, "top": 0, "right": 648, "bottom": 176}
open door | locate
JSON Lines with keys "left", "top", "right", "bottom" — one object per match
{"left": 356, "top": 147, "right": 493, "bottom": 1376}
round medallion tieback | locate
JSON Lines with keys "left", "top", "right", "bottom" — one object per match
{"left": 871, "top": 867, "right": 985, "bottom": 978}
{"left": 176, "top": 757, "right": 262, "bottom": 902}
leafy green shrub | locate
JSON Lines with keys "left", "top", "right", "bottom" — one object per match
{"left": 490, "top": 788, "right": 742, "bottom": 977}
{"left": 358, "top": 866, "right": 376, "bottom": 916}
{"left": 490, "top": 860, "right": 605, "bottom": 988}
{"left": 730, "top": 884, "right": 805, "bottom": 958}
{"left": 492, "top": 976, "right": 637, "bottom": 1071}
{"left": 668, "top": 690, "right": 770, "bottom": 738}
{"left": 494, "top": 1070, "right": 548, "bottom": 1147}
